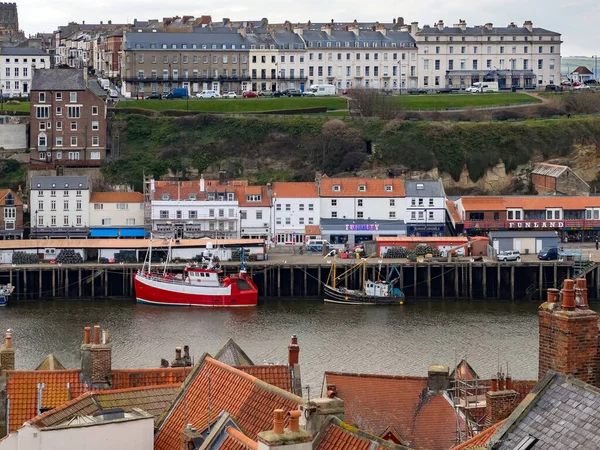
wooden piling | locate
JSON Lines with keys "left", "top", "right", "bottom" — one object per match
{"left": 104, "top": 269, "right": 108, "bottom": 298}
{"left": 277, "top": 266, "right": 281, "bottom": 297}
{"left": 413, "top": 263, "right": 417, "bottom": 298}
{"left": 441, "top": 264, "right": 445, "bottom": 299}
{"left": 263, "top": 267, "right": 267, "bottom": 296}
{"left": 304, "top": 266, "right": 307, "bottom": 297}
{"left": 482, "top": 264, "right": 487, "bottom": 299}
{"left": 469, "top": 264, "right": 473, "bottom": 300}
{"left": 52, "top": 269, "right": 55, "bottom": 297}
{"left": 497, "top": 264, "right": 501, "bottom": 299}
{"left": 290, "top": 266, "right": 294, "bottom": 297}
{"left": 23, "top": 270, "right": 27, "bottom": 298}
{"left": 454, "top": 265, "right": 459, "bottom": 298}
{"left": 39, "top": 269, "right": 42, "bottom": 298}
{"left": 317, "top": 266, "right": 322, "bottom": 295}
{"left": 65, "top": 269, "right": 69, "bottom": 298}
{"left": 538, "top": 265, "right": 543, "bottom": 301}
{"left": 510, "top": 265, "right": 515, "bottom": 300}
{"left": 78, "top": 269, "right": 82, "bottom": 298}
{"left": 427, "top": 264, "right": 431, "bottom": 299}
{"left": 554, "top": 263, "right": 558, "bottom": 288}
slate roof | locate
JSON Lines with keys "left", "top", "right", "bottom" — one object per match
{"left": 35, "top": 354, "right": 65, "bottom": 371}
{"left": 124, "top": 32, "right": 250, "bottom": 50}
{"left": 214, "top": 338, "right": 255, "bottom": 366}
{"left": 416, "top": 25, "right": 560, "bottom": 37}
{"left": 27, "top": 385, "right": 180, "bottom": 428}
{"left": 31, "top": 69, "right": 86, "bottom": 91}
{"left": 1, "top": 47, "right": 48, "bottom": 56}
{"left": 154, "top": 355, "right": 305, "bottom": 450}
{"left": 314, "top": 416, "right": 410, "bottom": 450}
{"left": 31, "top": 176, "right": 89, "bottom": 190}
{"left": 405, "top": 180, "right": 445, "bottom": 198}
{"left": 301, "top": 29, "right": 415, "bottom": 48}
{"left": 491, "top": 371, "right": 600, "bottom": 449}
{"left": 323, "top": 372, "right": 461, "bottom": 450}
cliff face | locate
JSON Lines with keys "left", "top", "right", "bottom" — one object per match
{"left": 104, "top": 114, "right": 600, "bottom": 193}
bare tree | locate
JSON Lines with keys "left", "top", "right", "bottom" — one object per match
{"left": 348, "top": 89, "right": 396, "bottom": 119}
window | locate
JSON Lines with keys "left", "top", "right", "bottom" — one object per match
{"left": 67, "top": 106, "right": 80, "bottom": 118}
{"left": 423, "top": 59, "right": 429, "bottom": 70}
{"left": 357, "top": 211, "right": 364, "bottom": 218}
{"left": 94, "top": 203, "right": 103, "bottom": 210}
{"left": 435, "top": 60, "right": 440, "bottom": 70}
{"left": 218, "top": 209, "right": 224, "bottom": 218}
{"left": 116, "top": 203, "right": 128, "bottom": 210}
{"left": 256, "top": 211, "right": 263, "bottom": 220}
{"left": 418, "top": 211, "right": 424, "bottom": 220}
{"left": 159, "top": 210, "right": 169, "bottom": 219}
{"left": 411, "top": 211, "right": 416, "bottom": 220}
{"left": 538, "top": 59, "right": 543, "bottom": 70}
{"left": 51, "top": 200, "right": 56, "bottom": 211}
{"left": 51, "top": 216, "right": 56, "bottom": 226}
{"left": 38, "top": 200, "right": 43, "bottom": 211}
{"left": 56, "top": 121, "right": 62, "bottom": 130}
{"left": 389, "top": 211, "right": 396, "bottom": 219}
{"left": 331, "top": 199, "right": 337, "bottom": 207}
{"left": 309, "top": 204, "right": 314, "bottom": 211}
{"left": 101, "top": 218, "right": 111, "bottom": 226}
{"left": 70, "top": 122, "right": 77, "bottom": 131}
{"left": 39, "top": 92, "right": 46, "bottom": 103}
{"left": 428, "top": 211, "right": 434, "bottom": 220}
{"left": 76, "top": 200, "right": 82, "bottom": 211}
{"left": 276, "top": 204, "right": 281, "bottom": 211}
{"left": 76, "top": 216, "right": 82, "bottom": 226}
{"left": 91, "top": 121, "right": 99, "bottom": 131}
{"left": 91, "top": 138, "right": 100, "bottom": 148}
{"left": 36, "top": 106, "right": 49, "bottom": 119}
{"left": 76, "top": 190, "right": 82, "bottom": 197}
{"left": 70, "top": 136, "right": 77, "bottom": 147}
{"left": 55, "top": 92, "right": 62, "bottom": 101}
{"left": 246, "top": 195, "right": 262, "bottom": 202}
{"left": 418, "top": 198, "right": 424, "bottom": 206}
{"left": 70, "top": 92, "right": 77, "bottom": 103}
{"left": 63, "top": 200, "right": 69, "bottom": 211}
{"left": 56, "top": 106, "right": 62, "bottom": 115}
{"left": 51, "top": 190, "right": 56, "bottom": 197}
{"left": 390, "top": 199, "right": 395, "bottom": 207}
{"left": 331, "top": 211, "right": 337, "bottom": 218}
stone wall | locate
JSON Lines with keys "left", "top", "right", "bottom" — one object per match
{"left": 556, "top": 170, "right": 590, "bottom": 196}
{"left": 0, "top": 124, "right": 26, "bottom": 150}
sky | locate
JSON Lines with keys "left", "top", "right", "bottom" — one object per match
{"left": 14, "top": 0, "right": 599, "bottom": 57}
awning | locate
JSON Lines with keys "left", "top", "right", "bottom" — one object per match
{"left": 90, "top": 228, "right": 119, "bottom": 237}
{"left": 119, "top": 228, "right": 147, "bottom": 237}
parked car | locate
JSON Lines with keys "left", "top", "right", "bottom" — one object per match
{"left": 196, "top": 90, "right": 220, "bottom": 99}
{"left": 257, "top": 90, "right": 271, "bottom": 96}
{"left": 538, "top": 247, "right": 559, "bottom": 260}
{"left": 165, "top": 88, "right": 189, "bottom": 99}
{"left": 341, "top": 89, "right": 353, "bottom": 95}
{"left": 496, "top": 250, "right": 521, "bottom": 262}
{"left": 269, "top": 91, "right": 284, "bottom": 97}
{"left": 574, "top": 84, "right": 591, "bottom": 90}
{"left": 584, "top": 79, "right": 598, "bottom": 85}
{"left": 242, "top": 91, "right": 257, "bottom": 98}
{"left": 223, "top": 91, "right": 238, "bottom": 98}
{"left": 305, "top": 239, "right": 330, "bottom": 252}
{"left": 282, "top": 89, "right": 302, "bottom": 97}
{"left": 408, "top": 88, "right": 429, "bottom": 95}
{"left": 545, "top": 84, "right": 562, "bottom": 92}
{"left": 572, "top": 81, "right": 582, "bottom": 87}
{"left": 303, "top": 90, "right": 316, "bottom": 97}
{"left": 108, "top": 89, "right": 119, "bottom": 98}
{"left": 436, "top": 87, "right": 459, "bottom": 94}
{"left": 560, "top": 79, "right": 572, "bottom": 86}
{"left": 146, "top": 93, "right": 163, "bottom": 99}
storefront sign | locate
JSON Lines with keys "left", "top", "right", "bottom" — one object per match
{"left": 508, "top": 221, "right": 564, "bottom": 229}
{"left": 345, "top": 224, "right": 380, "bottom": 231}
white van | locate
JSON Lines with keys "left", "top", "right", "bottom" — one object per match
{"left": 306, "top": 84, "right": 336, "bottom": 96}
{"left": 466, "top": 82, "right": 499, "bottom": 93}
{"left": 305, "top": 239, "right": 329, "bottom": 252}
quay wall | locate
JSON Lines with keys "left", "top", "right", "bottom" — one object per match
{"left": 0, "top": 261, "right": 593, "bottom": 302}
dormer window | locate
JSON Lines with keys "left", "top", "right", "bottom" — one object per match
{"left": 358, "top": 185, "right": 366, "bottom": 192}
{"left": 416, "top": 183, "right": 425, "bottom": 190}
{"left": 188, "top": 194, "right": 197, "bottom": 201}
{"left": 333, "top": 185, "right": 341, "bottom": 192}
{"left": 5, "top": 194, "right": 14, "bottom": 206}
{"left": 64, "top": 183, "right": 69, "bottom": 188}
{"left": 385, "top": 185, "right": 393, "bottom": 192}
{"left": 161, "top": 194, "right": 170, "bottom": 200}
{"left": 246, "top": 195, "right": 262, "bottom": 202}
{"left": 52, "top": 183, "right": 56, "bottom": 188}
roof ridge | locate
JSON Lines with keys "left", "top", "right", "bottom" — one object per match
{"left": 112, "top": 367, "right": 191, "bottom": 374}
{"left": 325, "top": 371, "right": 427, "bottom": 382}
{"left": 96, "top": 383, "right": 182, "bottom": 395}
{"left": 27, "top": 391, "right": 93, "bottom": 426}
{"left": 8, "top": 368, "right": 81, "bottom": 375}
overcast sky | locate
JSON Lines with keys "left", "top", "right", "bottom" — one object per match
{"left": 16, "top": 0, "right": 598, "bottom": 57}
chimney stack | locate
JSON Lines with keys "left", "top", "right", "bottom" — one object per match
{"left": 427, "top": 364, "right": 450, "bottom": 392}
{"left": 523, "top": 20, "right": 533, "bottom": 32}
{"left": 437, "top": 20, "right": 444, "bottom": 31}
{"left": 258, "top": 409, "right": 312, "bottom": 449}
{"left": 288, "top": 335, "right": 299, "bottom": 367}
{"left": 410, "top": 21, "right": 418, "bottom": 35}
{"left": 172, "top": 347, "right": 185, "bottom": 367}
{"left": 218, "top": 170, "right": 227, "bottom": 185}
{"left": 539, "top": 278, "right": 599, "bottom": 386}
{"left": 0, "top": 330, "right": 15, "bottom": 372}
{"left": 485, "top": 372, "right": 517, "bottom": 427}
{"left": 81, "top": 325, "right": 112, "bottom": 388}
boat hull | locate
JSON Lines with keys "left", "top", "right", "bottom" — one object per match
{"left": 324, "top": 285, "right": 404, "bottom": 305}
{"left": 134, "top": 273, "right": 258, "bottom": 307}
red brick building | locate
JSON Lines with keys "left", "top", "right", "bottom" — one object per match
{"left": 29, "top": 68, "right": 107, "bottom": 168}
{"left": 0, "top": 189, "right": 23, "bottom": 239}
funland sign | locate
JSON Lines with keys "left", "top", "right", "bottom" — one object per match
{"left": 345, "top": 224, "right": 380, "bottom": 231}
{"left": 508, "top": 221, "right": 564, "bottom": 229}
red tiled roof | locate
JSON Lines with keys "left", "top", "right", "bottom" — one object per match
{"left": 0, "top": 189, "right": 23, "bottom": 206}
{"left": 305, "top": 225, "right": 321, "bottom": 235}
{"left": 111, "top": 367, "right": 190, "bottom": 389}
{"left": 236, "top": 365, "right": 292, "bottom": 392}
{"left": 152, "top": 179, "right": 247, "bottom": 201}
{"left": 315, "top": 417, "right": 407, "bottom": 450}
{"left": 154, "top": 356, "right": 304, "bottom": 450}
{"left": 272, "top": 182, "right": 318, "bottom": 199}
{"left": 90, "top": 192, "right": 144, "bottom": 203}
{"left": 460, "top": 196, "right": 600, "bottom": 212}
{"left": 319, "top": 178, "right": 404, "bottom": 197}
{"left": 220, "top": 436, "right": 251, "bottom": 450}
{"left": 6, "top": 367, "right": 188, "bottom": 432}
{"left": 236, "top": 185, "right": 271, "bottom": 207}
{"left": 223, "top": 426, "right": 258, "bottom": 450}
{"left": 324, "top": 372, "right": 461, "bottom": 450}
{"left": 446, "top": 201, "right": 463, "bottom": 224}
{"left": 452, "top": 419, "right": 506, "bottom": 449}
{"left": 6, "top": 370, "right": 85, "bottom": 432}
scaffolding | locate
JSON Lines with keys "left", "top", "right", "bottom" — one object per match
{"left": 452, "top": 358, "right": 489, "bottom": 446}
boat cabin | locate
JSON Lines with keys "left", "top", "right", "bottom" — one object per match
{"left": 365, "top": 281, "right": 390, "bottom": 297}
{"left": 185, "top": 267, "right": 222, "bottom": 287}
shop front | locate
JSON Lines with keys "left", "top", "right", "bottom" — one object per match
{"left": 320, "top": 219, "right": 407, "bottom": 247}
{"left": 407, "top": 224, "right": 446, "bottom": 237}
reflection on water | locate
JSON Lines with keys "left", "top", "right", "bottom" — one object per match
{"left": 0, "top": 298, "right": 559, "bottom": 392}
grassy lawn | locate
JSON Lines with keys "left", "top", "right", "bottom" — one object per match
{"left": 1, "top": 101, "right": 29, "bottom": 113}
{"left": 391, "top": 93, "right": 540, "bottom": 110}
{"left": 117, "top": 97, "right": 347, "bottom": 113}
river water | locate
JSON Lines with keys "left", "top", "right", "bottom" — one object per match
{"left": 0, "top": 299, "right": 557, "bottom": 393}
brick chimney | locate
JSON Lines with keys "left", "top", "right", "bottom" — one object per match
{"left": 81, "top": 325, "right": 112, "bottom": 388}
{"left": 181, "top": 424, "right": 203, "bottom": 450}
{"left": 0, "top": 330, "right": 15, "bottom": 372}
{"left": 427, "top": 364, "right": 450, "bottom": 392}
{"left": 485, "top": 373, "right": 517, "bottom": 426}
{"left": 299, "top": 397, "right": 344, "bottom": 436}
{"left": 538, "top": 278, "right": 598, "bottom": 385}
{"left": 258, "top": 409, "right": 312, "bottom": 450}
{"left": 288, "top": 335, "right": 300, "bottom": 367}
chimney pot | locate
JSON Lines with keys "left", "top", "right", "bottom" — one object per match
{"left": 506, "top": 376, "right": 513, "bottom": 391}
{"left": 288, "top": 410, "right": 301, "bottom": 432}
{"left": 288, "top": 334, "right": 300, "bottom": 367}
{"left": 273, "top": 409, "right": 285, "bottom": 434}
{"left": 490, "top": 378, "right": 498, "bottom": 392}
{"left": 93, "top": 325, "right": 101, "bottom": 345}
{"left": 5, "top": 331, "right": 11, "bottom": 349}
{"left": 576, "top": 278, "right": 588, "bottom": 308}
{"left": 84, "top": 326, "right": 91, "bottom": 345}
{"left": 562, "top": 279, "right": 575, "bottom": 310}
{"left": 498, "top": 377, "right": 505, "bottom": 391}
{"left": 547, "top": 288, "right": 559, "bottom": 303}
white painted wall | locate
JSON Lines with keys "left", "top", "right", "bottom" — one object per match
{"left": 406, "top": 196, "right": 446, "bottom": 223}
{"left": 240, "top": 206, "right": 270, "bottom": 237}
{"left": 90, "top": 202, "right": 144, "bottom": 227}
{"left": 30, "top": 188, "right": 90, "bottom": 228}
{"left": 320, "top": 197, "right": 405, "bottom": 221}
{"left": 0, "top": 53, "right": 51, "bottom": 98}
{"left": 0, "top": 418, "right": 153, "bottom": 450}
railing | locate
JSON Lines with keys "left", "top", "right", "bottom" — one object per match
{"left": 464, "top": 219, "right": 600, "bottom": 229}
{"left": 123, "top": 75, "right": 251, "bottom": 83}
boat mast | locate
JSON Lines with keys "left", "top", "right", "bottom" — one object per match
{"left": 146, "top": 234, "right": 153, "bottom": 273}
{"left": 332, "top": 259, "right": 336, "bottom": 288}
{"left": 362, "top": 259, "right": 367, "bottom": 290}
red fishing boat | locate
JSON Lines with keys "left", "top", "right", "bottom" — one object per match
{"left": 134, "top": 239, "right": 258, "bottom": 307}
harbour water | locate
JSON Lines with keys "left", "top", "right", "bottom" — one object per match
{"left": 0, "top": 298, "right": 565, "bottom": 393}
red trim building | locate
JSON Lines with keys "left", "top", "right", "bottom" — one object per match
{"left": 456, "top": 196, "right": 600, "bottom": 242}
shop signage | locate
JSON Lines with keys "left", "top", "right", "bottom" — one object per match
{"left": 508, "top": 221, "right": 564, "bottom": 229}
{"left": 345, "top": 224, "right": 380, "bottom": 231}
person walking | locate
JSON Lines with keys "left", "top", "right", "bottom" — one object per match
{"left": 596, "top": 238, "right": 599, "bottom": 251}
